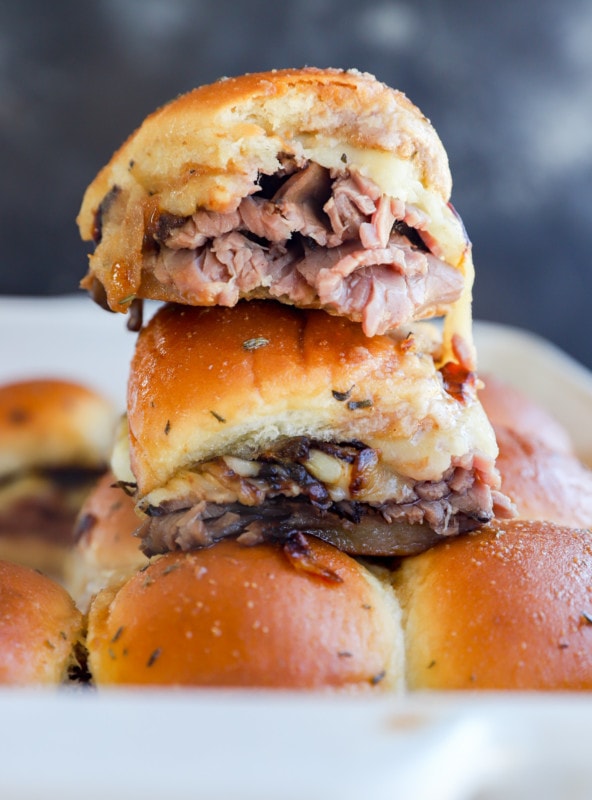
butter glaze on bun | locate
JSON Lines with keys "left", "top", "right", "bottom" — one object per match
{"left": 79, "top": 67, "right": 453, "bottom": 224}
{"left": 393, "top": 519, "right": 592, "bottom": 690}
{"left": 86, "top": 536, "right": 403, "bottom": 689}
{"left": 126, "top": 301, "right": 496, "bottom": 496}
{"left": 0, "top": 559, "right": 84, "bottom": 685}
{"left": 77, "top": 67, "right": 472, "bottom": 347}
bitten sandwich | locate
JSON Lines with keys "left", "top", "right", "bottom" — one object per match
{"left": 77, "top": 67, "right": 473, "bottom": 359}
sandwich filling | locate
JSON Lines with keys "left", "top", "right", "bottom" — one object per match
{"left": 0, "top": 467, "right": 106, "bottom": 579}
{"left": 114, "top": 431, "right": 514, "bottom": 559}
{"left": 90, "top": 160, "right": 468, "bottom": 338}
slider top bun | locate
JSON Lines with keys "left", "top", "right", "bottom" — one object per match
{"left": 478, "top": 373, "right": 592, "bottom": 528}
{"left": 0, "top": 559, "right": 84, "bottom": 685}
{"left": 125, "top": 300, "right": 497, "bottom": 499}
{"left": 86, "top": 536, "right": 404, "bottom": 689}
{"left": 0, "top": 378, "right": 116, "bottom": 479}
{"left": 77, "top": 68, "right": 471, "bottom": 348}
{"left": 393, "top": 519, "right": 592, "bottom": 690}
{"left": 78, "top": 67, "right": 452, "bottom": 225}
{"left": 493, "top": 425, "right": 592, "bottom": 529}
{"left": 479, "top": 373, "right": 573, "bottom": 455}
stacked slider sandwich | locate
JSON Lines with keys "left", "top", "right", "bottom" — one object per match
{"left": 76, "top": 68, "right": 514, "bottom": 689}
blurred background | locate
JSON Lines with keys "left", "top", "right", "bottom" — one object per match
{"left": 2, "top": 0, "right": 592, "bottom": 366}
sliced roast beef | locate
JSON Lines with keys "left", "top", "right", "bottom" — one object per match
{"left": 135, "top": 438, "right": 512, "bottom": 558}
{"left": 146, "top": 162, "right": 466, "bottom": 335}
{"left": 138, "top": 496, "right": 447, "bottom": 557}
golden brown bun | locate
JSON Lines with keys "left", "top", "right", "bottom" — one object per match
{"left": 0, "top": 378, "right": 117, "bottom": 477}
{"left": 393, "top": 519, "right": 592, "bottom": 690}
{"left": 79, "top": 67, "right": 450, "bottom": 232}
{"left": 0, "top": 560, "right": 84, "bottom": 685}
{"left": 126, "top": 301, "right": 496, "bottom": 498}
{"left": 77, "top": 67, "right": 470, "bottom": 320}
{"left": 479, "top": 373, "right": 573, "bottom": 455}
{"left": 86, "top": 536, "right": 403, "bottom": 689}
{"left": 493, "top": 424, "right": 592, "bottom": 528}
{"left": 65, "top": 471, "right": 149, "bottom": 610}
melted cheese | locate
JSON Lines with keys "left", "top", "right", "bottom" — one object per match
{"left": 301, "top": 138, "right": 474, "bottom": 359}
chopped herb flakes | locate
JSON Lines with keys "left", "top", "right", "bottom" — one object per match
{"left": 111, "top": 626, "right": 124, "bottom": 643}
{"left": 347, "top": 399, "right": 373, "bottom": 410}
{"left": 210, "top": 410, "right": 226, "bottom": 423}
{"left": 332, "top": 386, "right": 354, "bottom": 402}
{"left": 370, "top": 670, "right": 386, "bottom": 686}
{"left": 164, "top": 420, "right": 171, "bottom": 435}
{"left": 243, "top": 337, "right": 270, "bottom": 351}
{"left": 147, "top": 648, "right": 162, "bottom": 667}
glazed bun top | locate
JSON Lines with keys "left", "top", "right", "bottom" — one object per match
{"left": 86, "top": 535, "right": 404, "bottom": 689}
{"left": 477, "top": 373, "right": 592, "bottom": 528}
{"left": 493, "top": 424, "right": 592, "bottom": 529}
{"left": 124, "top": 301, "right": 496, "bottom": 498}
{"left": 78, "top": 68, "right": 452, "bottom": 232}
{"left": 0, "top": 378, "right": 117, "bottom": 479}
{"left": 71, "top": 471, "right": 145, "bottom": 572}
{"left": 395, "top": 519, "right": 592, "bottom": 690}
{"left": 479, "top": 373, "right": 574, "bottom": 455}
{"left": 77, "top": 68, "right": 471, "bottom": 349}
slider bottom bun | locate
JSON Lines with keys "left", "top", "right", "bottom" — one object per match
{"left": 66, "top": 472, "right": 149, "bottom": 611}
{"left": 393, "top": 520, "right": 592, "bottom": 690}
{"left": 0, "top": 560, "right": 84, "bottom": 685}
{"left": 86, "top": 536, "right": 403, "bottom": 690}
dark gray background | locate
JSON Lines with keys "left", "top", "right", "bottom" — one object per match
{"left": 2, "top": 0, "right": 592, "bottom": 367}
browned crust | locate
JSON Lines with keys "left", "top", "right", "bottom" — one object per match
{"left": 77, "top": 68, "right": 454, "bottom": 312}
{"left": 394, "top": 519, "right": 592, "bottom": 690}
{"left": 126, "top": 301, "right": 491, "bottom": 496}
{"left": 86, "top": 535, "right": 402, "bottom": 689}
